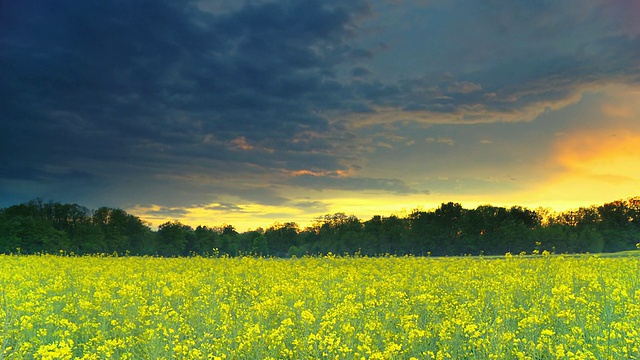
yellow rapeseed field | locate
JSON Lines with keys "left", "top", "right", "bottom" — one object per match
{"left": 1, "top": 253, "right": 640, "bottom": 359}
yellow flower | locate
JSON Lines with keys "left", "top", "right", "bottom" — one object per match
{"left": 540, "top": 329, "right": 555, "bottom": 337}
{"left": 1, "top": 253, "right": 639, "bottom": 359}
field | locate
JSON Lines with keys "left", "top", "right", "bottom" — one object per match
{"left": 1, "top": 254, "right": 640, "bottom": 359}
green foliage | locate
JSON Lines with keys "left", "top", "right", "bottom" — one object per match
{"left": 0, "top": 200, "right": 150, "bottom": 255}
{"left": 250, "top": 234, "right": 269, "bottom": 255}
{"left": 156, "top": 221, "right": 192, "bottom": 256}
{"left": 1, "top": 196, "right": 640, "bottom": 257}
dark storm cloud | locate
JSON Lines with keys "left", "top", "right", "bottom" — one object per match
{"left": 1, "top": 0, "right": 370, "bottom": 133}
{"left": 0, "top": 163, "right": 94, "bottom": 182}
{"left": 351, "top": 66, "right": 372, "bottom": 78}
{"left": 0, "top": 0, "right": 373, "bottom": 207}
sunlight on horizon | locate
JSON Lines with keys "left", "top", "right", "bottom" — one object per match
{"left": 128, "top": 191, "right": 638, "bottom": 232}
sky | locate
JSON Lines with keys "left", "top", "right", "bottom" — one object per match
{"left": 2, "top": 0, "right": 640, "bottom": 231}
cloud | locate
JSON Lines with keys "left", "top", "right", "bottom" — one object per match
{"left": 0, "top": 0, "right": 375, "bottom": 206}
{"left": 231, "top": 137, "right": 254, "bottom": 151}
{"left": 447, "top": 81, "right": 482, "bottom": 94}
{"left": 143, "top": 206, "right": 191, "bottom": 218}
{"left": 287, "top": 173, "right": 426, "bottom": 195}
{"left": 204, "top": 203, "right": 245, "bottom": 212}
{"left": 2, "top": 0, "right": 640, "bottom": 228}
{"left": 1, "top": 0, "right": 372, "bottom": 138}
{"left": 293, "top": 200, "right": 327, "bottom": 209}
{"left": 351, "top": 66, "right": 372, "bottom": 79}
{"left": 425, "top": 137, "right": 455, "bottom": 145}
{"left": 337, "top": 0, "right": 640, "bottom": 129}
{"left": 290, "top": 200, "right": 330, "bottom": 213}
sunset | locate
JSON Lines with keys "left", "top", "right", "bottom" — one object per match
{"left": 2, "top": 0, "right": 639, "bottom": 231}
{"left": 3, "top": 2, "right": 640, "bottom": 356}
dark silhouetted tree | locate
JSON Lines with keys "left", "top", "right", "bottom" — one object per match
{"left": 156, "top": 221, "right": 192, "bottom": 256}
{"left": 265, "top": 222, "right": 299, "bottom": 257}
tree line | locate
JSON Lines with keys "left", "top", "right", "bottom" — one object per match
{"left": 1, "top": 197, "right": 639, "bottom": 257}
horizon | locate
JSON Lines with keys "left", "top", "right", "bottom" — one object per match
{"left": 2, "top": 1, "right": 639, "bottom": 232}
{"left": 4, "top": 195, "right": 635, "bottom": 233}
{"left": 134, "top": 197, "right": 640, "bottom": 232}
{"left": 135, "top": 197, "right": 634, "bottom": 232}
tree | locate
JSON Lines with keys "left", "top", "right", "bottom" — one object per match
{"left": 407, "top": 210, "right": 433, "bottom": 255}
{"left": 250, "top": 233, "right": 269, "bottom": 255}
{"left": 379, "top": 215, "right": 409, "bottom": 254}
{"left": 265, "top": 222, "right": 299, "bottom": 257}
{"left": 2, "top": 196, "right": 640, "bottom": 256}
{"left": 92, "top": 207, "right": 152, "bottom": 254}
{"left": 314, "top": 213, "right": 362, "bottom": 254}
{"left": 493, "top": 219, "right": 530, "bottom": 254}
{"left": 598, "top": 200, "right": 632, "bottom": 231}
{"left": 0, "top": 214, "right": 69, "bottom": 254}
{"left": 363, "top": 215, "right": 384, "bottom": 255}
{"left": 92, "top": 207, "right": 128, "bottom": 252}
{"left": 71, "top": 221, "right": 106, "bottom": 254}
{"left": 579, "top": 227, "right": 604, "bottom": 253}
{"left": 433, "top": 202, "right": 465, "bottom": 254}
{"left": 190, "top": 226, "right": 221, "bottom": 255}
{"left": 156, "top": 221, "right": 192, "bottom": 256}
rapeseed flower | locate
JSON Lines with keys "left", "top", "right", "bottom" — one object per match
{"left": 1, "top": 253, "right": 640, "bottom": 358}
